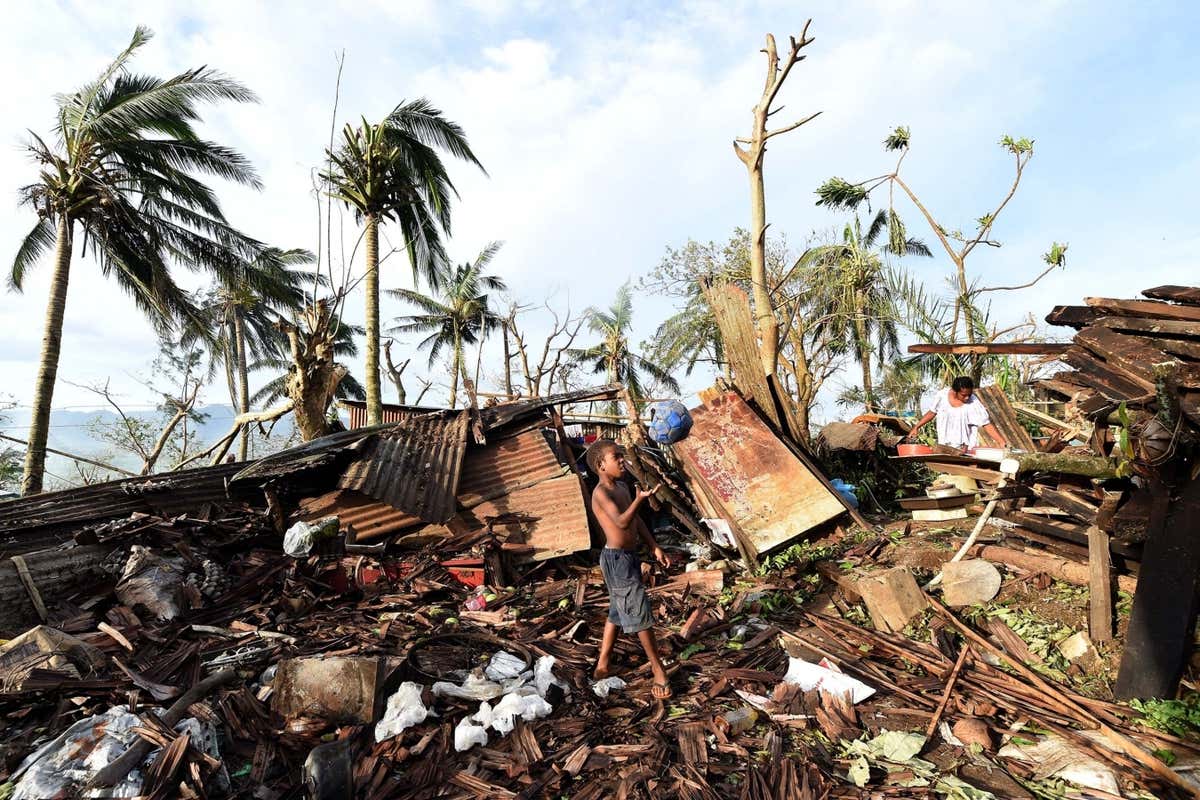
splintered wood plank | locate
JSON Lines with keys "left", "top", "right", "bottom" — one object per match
{"left": 1046, "top": 305, "right": 1107, "bottom": 328}
{"left": 1116, "top": 476, "right": 1200, "bottom": 699}
{"left": 1030, "top": 485, "right": 1099, "bottom": 525}
{"left": 1141, "top": 285, "right": 1200, "bottom": 306}
{"left": 672, "top": 392, "right": 844, "bottom": 557}
{"left": 676, "top": 722, "right": 708, "bottom": 769}
{"left": 1079, "top": 315, "right": 1200, "bottom": 339}
{"left": 1085, "top": 296, "right": 1200, "bottom": 323}
{"left": 908, "top": 342, "right": 1071, "bottom": 355}
{"left": 1088, "top": 525, "right": 1113, "bottom": 642}
{"left": 1076, "top": 326, "right": 1200, "bottom": 389}
{"left": 1144, "top": 336, "right": 1200, "bottom": 361}
{"left": 1062, "top": 343, "right": 1155, "bottom": 399}
{"left": 975, "top": 385, "right": 1036, "bottom": 451}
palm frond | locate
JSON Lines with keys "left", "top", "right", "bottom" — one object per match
{"left": 10, "top": 217, "right": 57, "bottom": 290}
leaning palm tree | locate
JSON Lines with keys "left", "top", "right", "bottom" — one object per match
{"left": 10, "top": 26, "right": 262, "bottom": 494}
{"left": 388, "top": 242, "right": 506, "bottom": 408}
{"left": 799, "top": 210, "right": 930, "bottom": 412}
{"left": 184, "top": 248, "right": 316, "bottom": 460}
{"left": 324, "top": 100, "right": 485, "bottom": 425}
{"left": 569, "top": 282, "right": 681, "bottom": 406}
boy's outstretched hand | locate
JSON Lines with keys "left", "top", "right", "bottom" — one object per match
{"left": 652, "top": 545, "right": 670, "bottom": 568}
{"left": 636, "top": 484, "right": 661, "bottom": 502}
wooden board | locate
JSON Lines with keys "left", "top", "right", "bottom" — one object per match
{"left": 975, "top": 385, "right": 1037, "bottom": 452}
{"left": 672, "top": 391, "right": 844, "bottom": 557}
{"left": 1116, "top": 476, "right": 1200, "bottom": 699}
{"left": 1061, "top": 346, "right": 1154, "bottom": 400}
{"left": 1143, "top": 285, "right": 1200, "bottom": 305}
{"left": 908, "top": 342, "right": 1071, "bottom": 355}
{"left": 1084, "top": 296, "right": 1200, "bottom": 323}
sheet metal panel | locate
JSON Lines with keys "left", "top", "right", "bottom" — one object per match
{"left": 455, "top": 474, "right": 591, "bottom": 561}
{"left": 456, "top": 429, "right": 566, "bottom": 507}
{"left": 340, "top": 401, "right": 446, "bottom": 430}
{"left": 671, "top": 391, "right": 844, "bottom": 557}
{"left": 295, "top": 489, "right": 422, "bottom": 542}
{"left": 339, "top": 411, "right": 469, "bottom": 525}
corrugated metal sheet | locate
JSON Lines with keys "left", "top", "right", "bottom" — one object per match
{"left": 339, "top": 411, "right": 469, "bottom": 524}
{"left": 340, "top": 401, "right": 445, "bottom": 430}
{"left": 455, "top": 474, "right": 590, "bottom": 561}
{"left": 231, "top": 427, "right": 378, "bottom": 483}
{"left": 296, "top": 489, "right": 421, "bottom": 542}
{"left": 479, "top": 385, "right": 622, "bottom": 430}
{"left": 0, "top": 463, "right": 247, "bottom": 541}
{"left": 457, "top": 429, "right": 567, "bottom": 507}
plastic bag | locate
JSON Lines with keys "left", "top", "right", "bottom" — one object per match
{"left": 489, "top": 687, "right": 553, "bottom": 735}
{"left": 592, "top": 676, "right": 626, "bottom": 698}
{"left": 783, "top": 657, "right": 875, "bottom": 703}
{"left": 375, "top": 682, "right": 434, "bottom": 742}
{"left": 484, "top": 651, "right": 526, "bottom": 682}
{"left": 453, "top": 717, "right": 489, "bottom": 752}
{"left": 283, "top": 517, "right": 339, "bottom": 558}
{"left": 432, "top": 671, "right": 506, "bottom": 701}
{"left": 116, "top": 546, "right": 187, "bottom": 622}
{"left": 533, "top": 655, "right": 569, "bottom": 700}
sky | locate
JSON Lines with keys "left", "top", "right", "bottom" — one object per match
{"left": 2, "top": 0, "right": 1199, "bottom": 432}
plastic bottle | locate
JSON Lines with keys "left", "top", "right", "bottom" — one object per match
{"left": 719, "top": 706, "right": 758, "bottom": 735}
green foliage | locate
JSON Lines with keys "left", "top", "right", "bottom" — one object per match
{"left": 1131, "top": 694, "right": 1200, "bottom": 740}
{"left": 0, "top": 398, "right": 21, "bottom": 493}
{"left": 679, "top": 643, "right": 705, "bottom": 660}
{"left": 1000, "top": 135, "right": 1034, "bottom": 155}
{"left": 815, "top": 177, "right": 869, "bottom": 210}
{"left": 883, "top": 126, "right": 910, "bottom": 151}
{"left": 1043, "top": 241, "right": 1068, "bottom": 268}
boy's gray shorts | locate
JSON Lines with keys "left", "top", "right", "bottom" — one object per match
{"left": 600, "top": 547, "right": 652, "bottom": 634}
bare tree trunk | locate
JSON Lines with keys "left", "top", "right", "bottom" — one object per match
{"left": 449, "top": 329, "right": 461, "bottom": 409}
{"left": 853, "top": 291, "right": 875, "bottom": 413}
{"left": 383, "top": 340, "right": 409, "bottom": 405}
{"left": 279, "top": 300, "right": 348, "bottom": 441}
{"left": 502, "top": 321, "right": 513, "bottom": 398}
{"left": 364, "top": 214, "right": 382, "bottom": 425}
{"left": 234, "top": 307, "right": 251, "bottom": 460}
{"left": 22, "top": 219, "right": 73, "bottom": 495}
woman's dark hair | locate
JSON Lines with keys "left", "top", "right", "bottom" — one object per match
{"left": 951, "top": 376, "right": 975, "bottom": 392}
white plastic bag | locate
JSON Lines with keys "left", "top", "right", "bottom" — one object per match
{"left": 592, "top": 676, "right": 626, "bottom": 698}
{"left": 375, "top": 682, "right": 434, "bottom": 742}
{"left": 782, "top": 657, "right": 875, "bottom": 704}
{"left": 533, "top": 655, "right": 569, "bottom": 700}
{"left": 701, "top": 518, "right": 737, "bottom": 549}
{"left": 453, "top": 717, "right": 489, "bottom": 752}
{"left": 432, "top": 671, "right": 506, "bottom": 701}
{"left": 489, "top": 687, "right": 553, "bottom": 735}
{"left": 484, "top": 651, "right": 527, "bottom": 682}
{"left": 283, "top": 517, "right": 339, "bottom": 558}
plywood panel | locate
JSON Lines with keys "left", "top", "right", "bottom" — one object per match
{"left": 672, "top": 391, "right": 844, "bottom": 556}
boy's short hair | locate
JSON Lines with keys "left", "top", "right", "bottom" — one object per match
{"left": 586, "top": 439, "right": 621, "bottom": 475}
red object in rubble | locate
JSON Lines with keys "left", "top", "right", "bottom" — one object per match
{"left": 441, "top": 558, "right": 486, "bottom": 588}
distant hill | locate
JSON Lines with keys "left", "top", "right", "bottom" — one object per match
{"left": 2, "top": 403, "right": 301, "bottom": 490}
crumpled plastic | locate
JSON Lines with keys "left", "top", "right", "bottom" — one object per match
{"left": 432, "top": 670, "right": 510, "bottom": 701}
{"left": 997, "top": 732, "right": 1119, "bottom": 795}
{"left": 533, "top": 655, "right": 570, "bottom": 700}
{"left": 488, "top": 687, "right": 553, "bottom": 735}
{"left": 10, "top": 704, "right": 225, "bottom": 799}
{"left": 375, "top": 682, "right": 435, "bottom": 742}
{"left": 484, "top": 651, "right": 527, "bottom": 682}
{"left": 783, "top": 656, "right": 875, "bottom": 704}
{"left": 283, "top": 517, "right": 339, "bottom": 558}
{"left": 454, "top": 717, "right": 489, "bottom": 752}
{"left": 116, "top": 545, "right": 187, "bottom": 622}
{"left": 701, "top": 518, "right": 737, "bottom": 549}
{"left": 592, "top": 676, "right": 627, "bottom": 698}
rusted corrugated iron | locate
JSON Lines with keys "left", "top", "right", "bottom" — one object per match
{"left": 457, "top": 429, "right": 567, "bottom": 507}
{"left": 0, "top": 463, "right": 248, "bottom": 542}
{"left": 455, "top": 474, "right": 591, "bottom": 561}
{"left": 295, "top": 489, "right": 421, "bottom": 542}
{"left": 339, "top": 411, "right": 469, "bottom": 525}
{"left": 339, "top": 401, "right": 444, "bottom": 430}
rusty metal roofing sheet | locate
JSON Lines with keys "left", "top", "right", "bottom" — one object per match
{"left": 296, "top": 489, "right": 422, "bottom": 543}
{"left": 339, "top": 401, "right": 446, "bottom": 430}
{"left": 338, "top": 411, "right": 469, "bottom": 524}
{"left": 672, "top": 391, "right": 844, "bottom": 557}
{"left": 457, "top": 429, "right": 567, "bottom": 508}
{"left": 455, "top": 473, "right": 591, "bottom": 561}
{"left": 0, "top": 462, "right": 247, "bottom": 541}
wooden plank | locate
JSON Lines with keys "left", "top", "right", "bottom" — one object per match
{"left": 1045, "top": 305, "right": 1107, "bottom": 328}
{"left": 1144, "top": 336, "right": 1200, "bottom": 361}
{"left": 1080, "top": 315, "right": 1200, "bottom": 340}
{"left": 907, "top": 342, "right": 1071, "bottom": 355}
{"left": 1085, "top": 296, "right": 1200, "bottom": 323}
{"left": 1116, "top": 476, "right": 1200, "bottom": 699}
{"left": 1088, "top": 525, "right": 1113, "bottom": 642}
{"left": 1030, "top": 485, "right": 1099, "bottom": 525}
{"left": 1061, "top": 344, "right": 1155, "bottom": 399}
{"left": 1143, "top": 285, "right": 1200, "bottom": 305}
{"left": 702, "top": 282, "right": 782, "bottom": 432}
{"left": 672, "top": 392, "right": 845, "bottom": 557}
{"left": 975, "top": 385, "right": 1037, "bottom": 451}
{"left": 1077, "top": 327, "right": 1200, "bottom": 389}
{"left": 1000, "top": 511, "right": 1143, "bottom": 562}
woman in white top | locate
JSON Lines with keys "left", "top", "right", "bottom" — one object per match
{"left": 905, "top": 376, "right": 1007, "bottom": 451}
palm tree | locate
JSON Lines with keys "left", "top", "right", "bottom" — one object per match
{"left": 388, "top": 243, "right": 506, "bottom": 408}
{"left": 185, "top": 248, "right": 316, "bottom": 460}
{"left": 323, "top": 100, "right": 485, "bottom": 426}
{"left": 10, "top": 26, "right": 262, "bottom": 494}
{"left": 799, "top": 210, "right": 930, "bottom": 412}
{"left": 570, "top": 283, "right": 681, "bottom": 405}
{"left": 250, "top": 314, "right": 365, "bottom": 408}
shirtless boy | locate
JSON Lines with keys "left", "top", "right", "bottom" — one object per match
{"left": 586, "top": 439, "right": 672, "bottom": 700}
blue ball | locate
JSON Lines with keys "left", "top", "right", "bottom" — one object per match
{"left": 647, "top": 400, "right": 693, "bottom": 444}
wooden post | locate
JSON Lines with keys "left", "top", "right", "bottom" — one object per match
{"left": 1115, "top": 475, "right": 1200, "bottom": 698}
{"left": 1087, "top": 525, "right": 1113, "bottom": 642}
